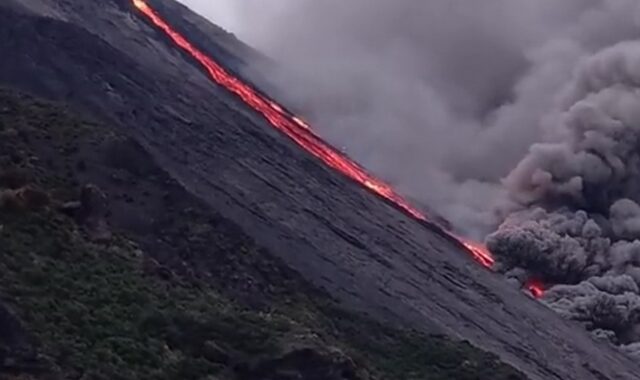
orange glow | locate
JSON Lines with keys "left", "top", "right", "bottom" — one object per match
{"left": 131, "top": 0, "right": 495, "bottom": 268}
{"left": 461, "top": 239, "right": 495, "bottom": 268}
{"left": 526, "top": 280, "right": 545, "bottom": 299}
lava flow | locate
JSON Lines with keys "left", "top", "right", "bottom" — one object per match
{"left": 131, "top": 0, "right": 495, "bottom": 268}
{"left": 525, "top": 280, "right": 545, "bottom": 299}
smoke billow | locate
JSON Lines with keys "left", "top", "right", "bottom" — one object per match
{"left": 486, "top": 31, "right": 640, "bottom": 354}
{"left": 234, "top": 0, "right": 563, "bottom": 238}
{"left": 217, "top": 0, "right": 640, "bottom": 238}
{"left": 183, "top": 0, "right": 640, "bottom": 356}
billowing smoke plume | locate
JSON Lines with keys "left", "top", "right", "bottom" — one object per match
{"left": 182, "top": 0, "right": 640, "bottom": 356}
{"left": 487, "top": 34, "right": 640, "bottom": 355}
{"left": 184, "top": 0, "right": 640, "bottom": 238}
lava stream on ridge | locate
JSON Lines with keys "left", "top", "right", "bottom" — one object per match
{"left": 131, "top": 0, "right": 495, "bottom": 269}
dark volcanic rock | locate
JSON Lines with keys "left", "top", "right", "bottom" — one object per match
{"left": 237, "top": 348, "right": 367, "bottom": 380}
{"left": 0, "top": 1, "right": 639, "bottom": 379}
{"left": 78, "top": 184, "right": 107, "bottom": 220}
{"left": 60, "top": 184, "right": 111, "bottom": 240}
{"left": 0, "top": 303, "right": 27, "bottom": 348}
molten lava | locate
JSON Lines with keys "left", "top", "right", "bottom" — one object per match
{"left": 526, "top": 280, "right": 545, "bottom": 299}
{"left": 131, "top": 0, "right": 495, "bottom": 268}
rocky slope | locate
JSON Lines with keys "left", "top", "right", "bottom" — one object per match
{"left": 0, "top": 88, "right": 527, "bottom": 380}
{"left": 0, "top": 0, "right": 639, "bottom": 379}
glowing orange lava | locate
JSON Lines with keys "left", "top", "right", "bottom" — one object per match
{"left": 526, "top": 280, "right": 545, "bottom": 299}
{"left": 131, "top": 0, "right": 495, "bottom": 268}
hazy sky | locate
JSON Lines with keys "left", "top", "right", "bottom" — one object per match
{"left": 178, "top": 0, "right": 240, "bottom": 34}
{"left": 177, "top": 0, "right": 292, "bottom": 46}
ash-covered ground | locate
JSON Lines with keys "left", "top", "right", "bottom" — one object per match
{"left": 1, "top": 0, "right": 640, "bottom": 379}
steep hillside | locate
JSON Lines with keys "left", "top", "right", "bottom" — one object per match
{"left": 0, "top": 88, "right": 528, "bottom": 380}
{"left": 0, "top": 1, "right": 639, "bottom": 379}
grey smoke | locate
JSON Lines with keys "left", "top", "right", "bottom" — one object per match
{"left": 227, "top": 0, "right": 579, "bottom": 238}
{"left": 181, "top": 0, "right": 640, "bottom": 356}
{"left": 542, "top": 276, "right": 640, "bottom": 342}
{"left": 191, "top": 0, "right": 640, "bottom": 238}
{"left": 487, "top": 7, "right": 640, "bottom": 353}
{"left": 611, "top": 199, "right": 640, "bottom": 240}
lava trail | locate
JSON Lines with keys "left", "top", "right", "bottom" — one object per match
{"left": 131, "top": 0, "right": 494, "bottom": 268}
{"left": 525, "top": 280, "right": 545, "bottom": 299}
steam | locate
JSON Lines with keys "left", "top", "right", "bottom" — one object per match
{"left": 181, "top": 0, "right": 640, "bottom": 356}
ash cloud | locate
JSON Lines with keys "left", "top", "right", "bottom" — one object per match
{"left": 186, "top": 0, "right": 640, "bottom": 355}
{"left": 205, "top": 0, "right": 640, "bottom": 239}
{"left": 486, "top": 31, "right": 640, "bottom": 349}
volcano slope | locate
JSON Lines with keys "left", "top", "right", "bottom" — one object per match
{"left": 0, "top": 0, "right": 639, "bottom": 379}
{"left": 0, "top": 87, "right": 529, "bottom": 380}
